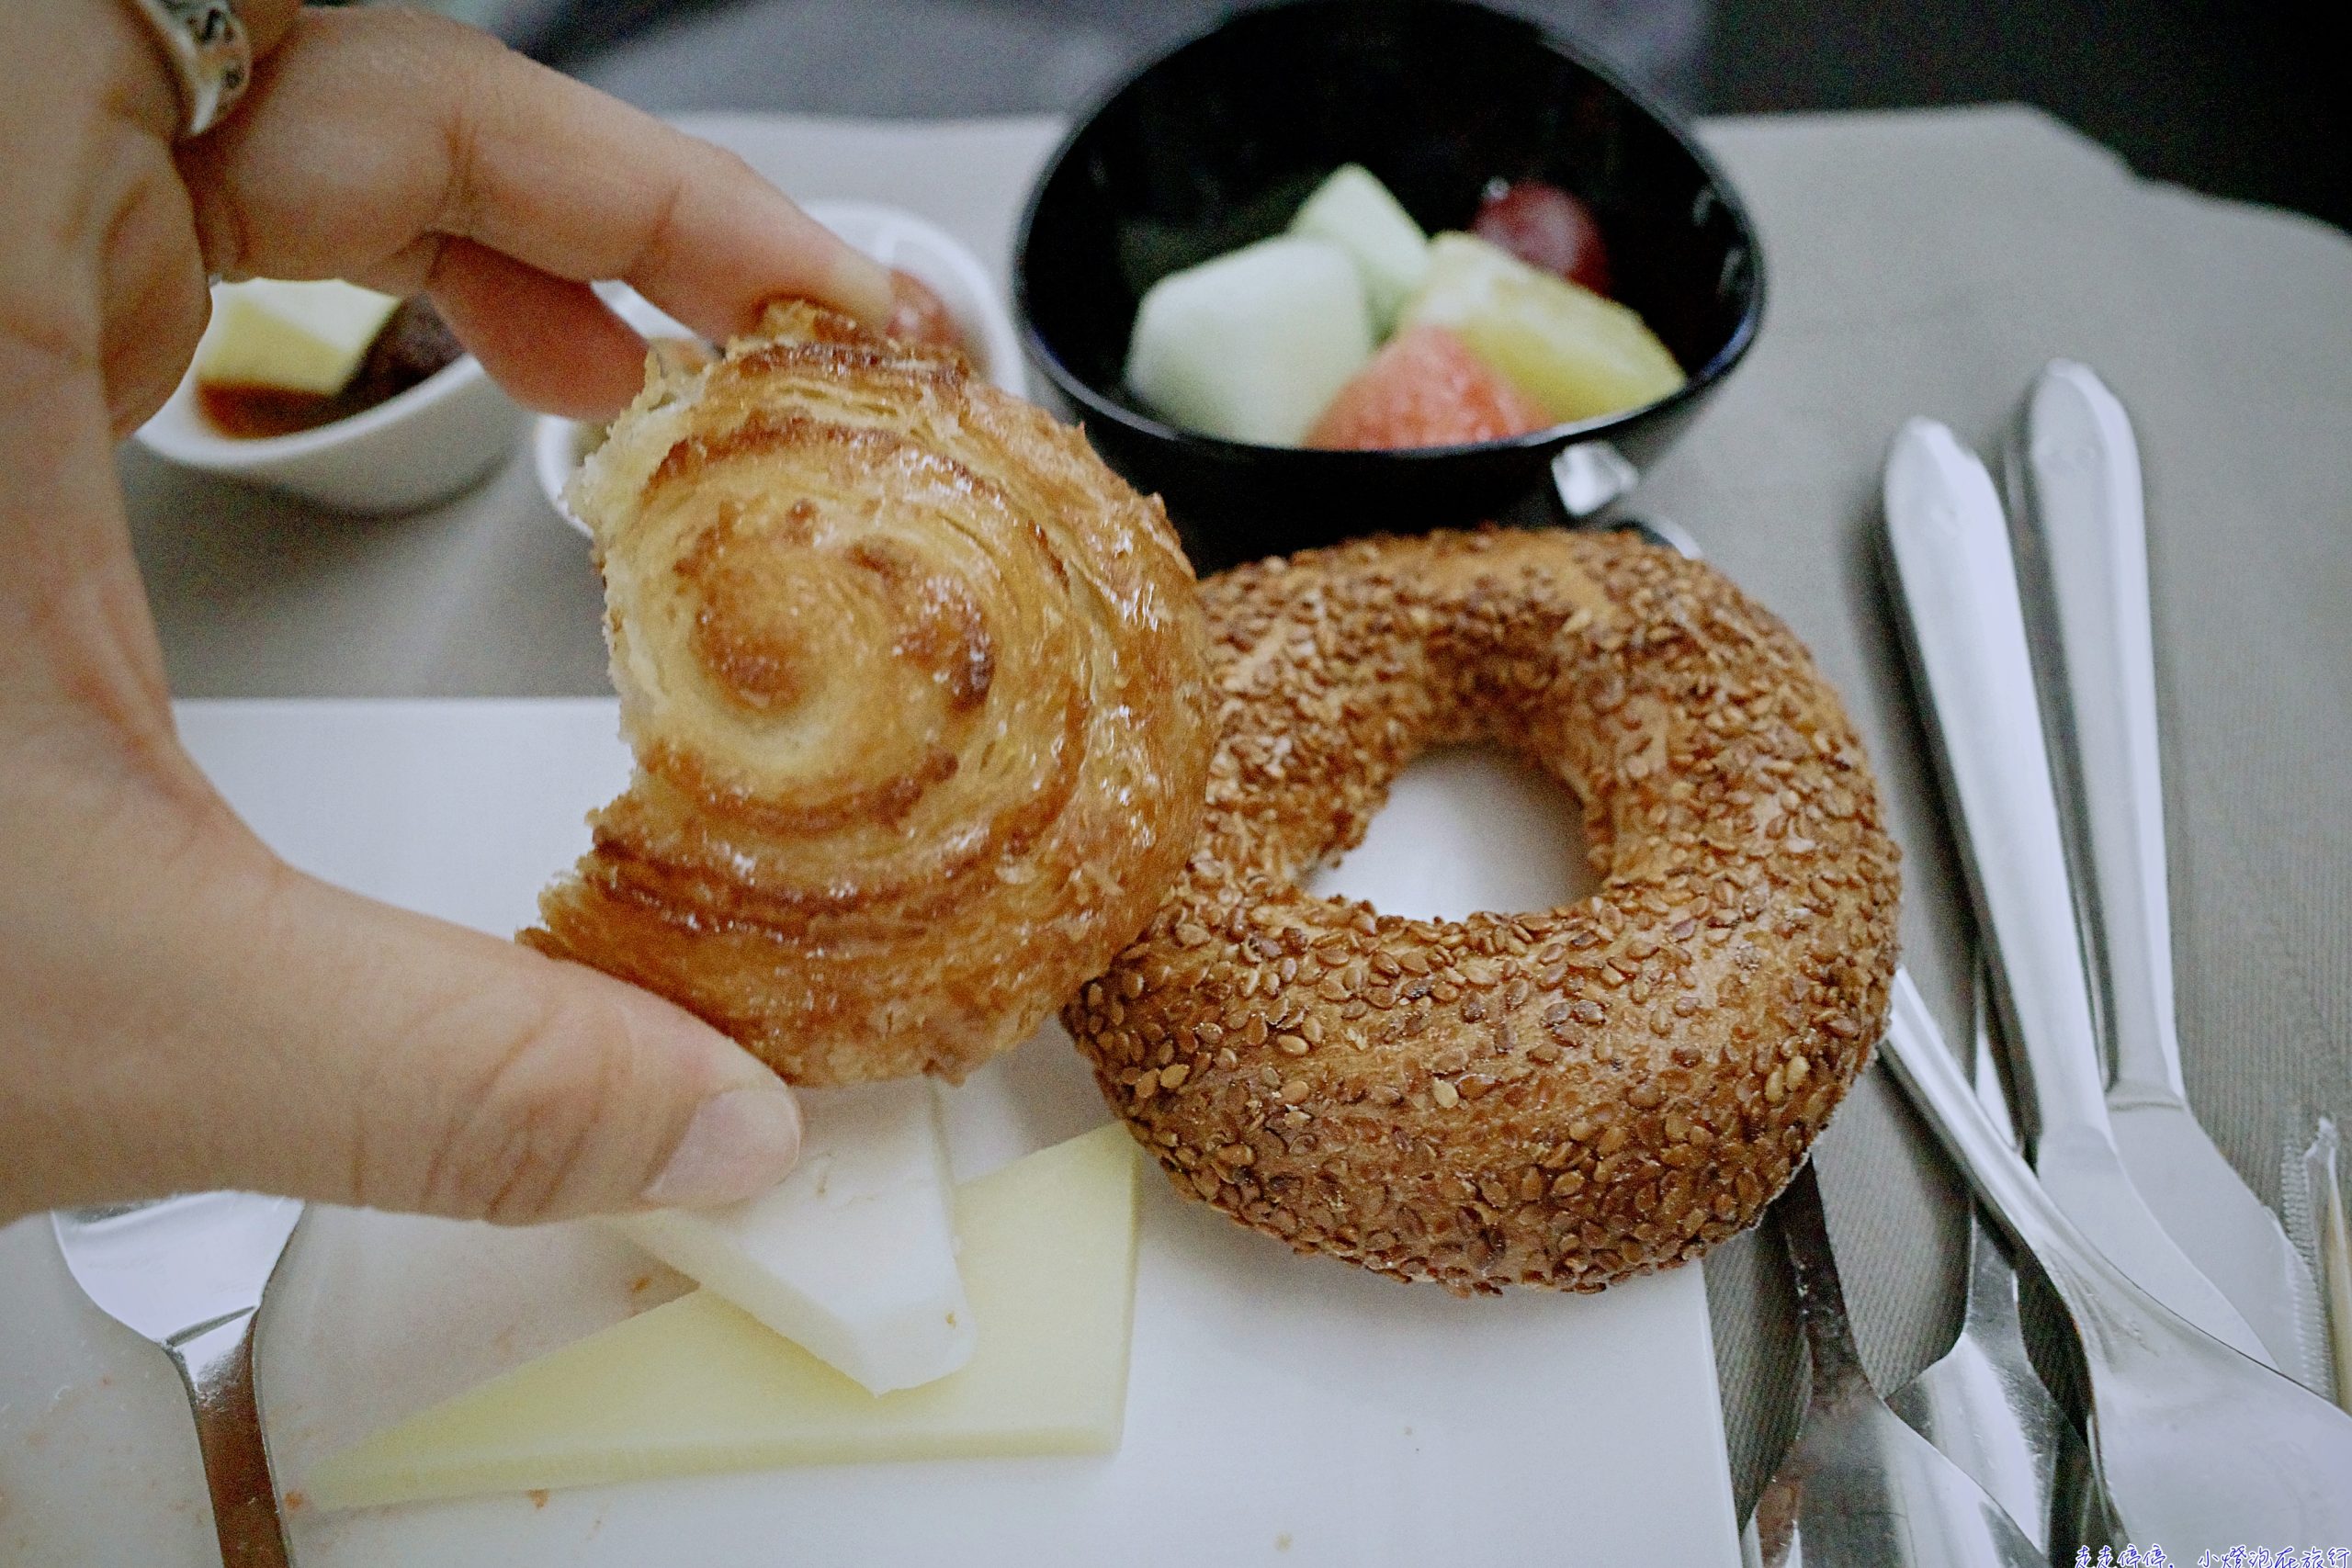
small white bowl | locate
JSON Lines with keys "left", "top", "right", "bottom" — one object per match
{"left": 533, "top": 199, "right": 1026, "bottom": 536}
{"left": 136, "top": 323, "right": 522, "bottom": 515}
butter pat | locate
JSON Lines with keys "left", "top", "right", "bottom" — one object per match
{"left": 197, "top": 278, "right": 401, "bottom": 396}
{"left": 611, "top": 1080, "right": 971, "bottom": 1395}
{"left": 303, "top": 1125, "right": 1142, "bottom": 1508}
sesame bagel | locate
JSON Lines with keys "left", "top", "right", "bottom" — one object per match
{"left": 1063, "top": 528, "right": 1900, "bottom": 1293}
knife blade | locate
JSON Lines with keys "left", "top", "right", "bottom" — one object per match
{"left": 1880, "top": 418, "right": 2271, "bottom": 1366}
{"left": 2006, "top": 360, "right": 2331, "bottom": 1393}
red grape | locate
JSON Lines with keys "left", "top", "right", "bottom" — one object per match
{"left": 1472, "top": 180, "right": 1613, "bottom": 297}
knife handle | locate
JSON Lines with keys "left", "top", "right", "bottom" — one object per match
{"left": 169, "top": 1311, "right": 291, "bottom": 1568}
{"left": 1882, "top": 419, "right": 2115, "bottom": 1144}
{"left": 2007, "top": 363, "right": 2184, "bottom": 1100}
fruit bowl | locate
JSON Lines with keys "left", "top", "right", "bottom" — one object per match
{"left": 1014, "top": 0, "right": 1763, "bottom": 570}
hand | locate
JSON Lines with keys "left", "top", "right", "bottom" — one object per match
{"left": 0, "top": 0, "right": 893, "bottom": 1224}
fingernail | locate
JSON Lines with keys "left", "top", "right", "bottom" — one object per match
{"left": 831, "top": 249, "right": 897, "bottom": 329}
{"left": 643, "top": 1087, "right": 803, "bottom": 1207}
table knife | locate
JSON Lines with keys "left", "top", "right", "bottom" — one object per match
{"left": 2006, "top": 360, "right": 2331, "bottom": 1393}
{"left": 1880, "top": 417, "right": 2271, "bottom": 1366}
{"left": 2289, "top": 1119, "right": 2352, "bottom": 1413}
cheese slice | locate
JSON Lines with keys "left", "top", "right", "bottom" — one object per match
{"left": 196, "top": 278, "right": 402, "bottom": 396}
{"left": 609, "top": 1080, "right": 971, "bottom": 1395}
{"left": 304, "top": 1124, "right": 1141, "bottom": 1509}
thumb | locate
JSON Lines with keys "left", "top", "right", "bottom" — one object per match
{"left": 9, "top": 802, "right": 800, "bottom": 1224}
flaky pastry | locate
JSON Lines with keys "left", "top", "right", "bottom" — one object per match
{"left": 526, "top": 303, "right": 1213, "bottom": 1085}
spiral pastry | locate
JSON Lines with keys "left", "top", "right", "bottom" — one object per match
{"left": 526, "top": 302, "right": 1214, "bottom": 1086}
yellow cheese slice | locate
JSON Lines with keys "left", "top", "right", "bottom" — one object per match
{"left": 304, "top": 1124, "right": 1140, "bottom": 1509}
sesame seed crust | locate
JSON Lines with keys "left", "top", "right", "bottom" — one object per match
{"left": 1062, "top": 528, "right": 1901, "bottom": 1294}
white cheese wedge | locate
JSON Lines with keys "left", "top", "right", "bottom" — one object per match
{"left": 196, "top": 278, "right": 403, "bottom": 396}
{"left": 303, "top": 1124, "right": 1141, "bottom": 1508}
{"left": 610, "top": 1079, "right": 971, "bottom": 1396}
{"left": 1288, "top": 164, "right": 1431, "bottom": 334}
{"left": 1124, "top": 235, "right": 1373, "bottom": 446}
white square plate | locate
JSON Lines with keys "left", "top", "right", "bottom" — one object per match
{"left": 0, "top": 700, "right": 1738, "bottom": 1565}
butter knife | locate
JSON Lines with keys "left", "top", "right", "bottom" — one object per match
{"left": 2006, "top": 360, "right": 2331, "bottom": 1393}
{"left": 1880, "top": 418, "right": 2271, "bottom": 1366}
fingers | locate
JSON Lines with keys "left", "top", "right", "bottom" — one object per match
{"left": 228, "top": 870, "right": 807, "bottom": 1221}
{"left": 413, "top": 239, "right": 647, "bottom": 420}
{"left": 96, "top": 153, "right": 210, "bottom": 438}
{"left": 235, "top": 0, "right": 303, "bottom": 58}
{"left": 176, "top": 7, "right": 890, "bottom": 404}
{"left": 1, "top": 774, "right": 801, "bottom": 1224}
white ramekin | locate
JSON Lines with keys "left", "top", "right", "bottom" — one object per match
{"left": 135, "top": 321, "right": 523, "bottom": 515}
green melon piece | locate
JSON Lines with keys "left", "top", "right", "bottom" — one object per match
{"left": 1125, "top": 236, "right": 1374, "bottom": 447}
{"left": 1288, "top": 164, "right": 1431, "bottom": 333}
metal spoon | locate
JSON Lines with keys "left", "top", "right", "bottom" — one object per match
{"left": 1750, "top": 1161, "right": 2046, "bottom": 1566}
{"left": 52, "top": 1192, "right": 301, "bottom": 1566}
{"left": 1885, "top": 960, "right": 2073, "bottom": 1553}
{"left": 1882, "top": 969, "right": 2352, "bottom": 1550}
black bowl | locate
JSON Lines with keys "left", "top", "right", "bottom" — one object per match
{"left": 1015, "top": 0, "right": 1764, "bottom": 572}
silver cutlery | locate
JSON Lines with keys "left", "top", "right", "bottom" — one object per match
{"left": 1750, "top": 1160, "right": 2044, "bottom": 1567}
{"left": 2007, "top": 360, "right": 2331, "bottom": 1393}
{"left": 1881, "top": 970, "right": 2352, "bottom": 1548}
{"left": 1885, "top": 960, "right": 2071, "bottom": 1553}
{"left": 1880, "top": 417, "right": 2271, "bottom": 1366}
{"left": 53, "top": 1192, "right": 303, "bottom": 1567}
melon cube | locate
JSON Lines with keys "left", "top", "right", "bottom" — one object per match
{"left": 1125, "top": 236, "right": 1374, "bottom": 447}
{"left": 1307, "top": 325, "right": 1552, "bottom": 450}
{"left": 1288, "top": 164, "right": 1431, "bottom": 333}
{"left": 1399, "top": 232, "right": 1685, "bottom": 423}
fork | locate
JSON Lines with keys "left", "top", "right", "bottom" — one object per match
{"left": 1883, "top": 959, "right": 2074, "bottom": 1553}
{"left": 1749, "top": 1161, "right": 2044, "bottom": 1566}
{"left": 52, "top": 1191, "right": 303, "bottom": 1567}
{"left": 1882, "top": 972, "right": 2352, "bottom": 1548}
{"left": 1614, "top": 512, "right": 2045, "bottom": 1562}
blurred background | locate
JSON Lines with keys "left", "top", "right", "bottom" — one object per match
{"left": 420, "top": 0, "right": 2346, "bottom": 232}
